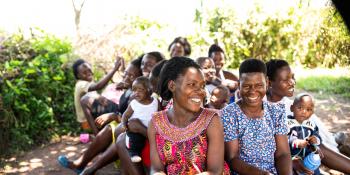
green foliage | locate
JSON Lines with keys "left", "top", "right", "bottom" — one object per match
{"left": 0, "top": 31, "right": 79, "bottom": 157}
{"left": 192, "top": 4, "right": 350, "bottom": 68}
{"left": 296, "top": 76, "right": 350, "bottom": 99}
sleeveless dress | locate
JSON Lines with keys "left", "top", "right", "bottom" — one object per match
{"left": 152, "top": 108, "right": 230, "bottom": 175}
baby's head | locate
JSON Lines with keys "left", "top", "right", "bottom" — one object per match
{"left": 196, "top": 57, "right": 216, "bottom": 83}
{"left": 73, "top": 59, "right": 93, "bottom": 81}
{"left": 132, "top": 76, "right": 153, "bottom": 103}
{"left": 209, "top": 85, "right": 230, "bottom": 109}
{"left": 291, "top": 93, "right": 315, "bottom": 123}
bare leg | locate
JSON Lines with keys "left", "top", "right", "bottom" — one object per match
{"left": 64, "top": 125, "right": 112, "bottom": 170}
{"left": 320, "top": 144, "right": 350, "bottom": 173}
{"left": 81, "top": 94, "right": 99, "bottom": 135}
{"left": 80, "top": 142, "right": 120, "bottom": 175}
{"left": 117, "top": 133, "right": 145, "bottom": 175}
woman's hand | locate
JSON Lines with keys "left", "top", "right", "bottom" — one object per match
{"left": 292, "top": 158, "right": 313, "bottom": 175}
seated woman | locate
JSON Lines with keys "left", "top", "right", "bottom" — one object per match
{"left": 221, "top": 58, "right": 292, "bottom": 174}
{"left": 79, "top": 57, "right": 169, "bottom": 175}
{"left": 149, "top": 57, "right": 229, "bottom": 174}
{"left": 58, "top": 57, "right": 143, "bottom": 174}
{"left": 208, "top": 44, "right": 238, "bottom": 102}
{"left": 265, "top": 59, "right": 350, "bottom": 174}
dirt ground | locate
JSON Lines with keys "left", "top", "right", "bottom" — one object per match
{"left": 1, "top": 91, "right": 349, "bottom": 175}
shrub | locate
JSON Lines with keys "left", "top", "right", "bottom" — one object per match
{"left": 0, "top": 31, "right": 78, "bottom": 157}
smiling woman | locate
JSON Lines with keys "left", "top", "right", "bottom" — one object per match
{"left": 221, "top": 58, "right": 292, "bottom": 175}
{"left": 148, "top": 57, "right": 230, "bottom": 174}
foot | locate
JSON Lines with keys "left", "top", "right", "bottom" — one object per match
{"left": 57, "top": 155, "right": 84, "bottom": 174}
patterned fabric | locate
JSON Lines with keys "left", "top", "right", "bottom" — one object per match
{"left": 152, "top": 108, "right": 230, "bottom": 175}
{"left": 221, "top": 101, "right": 288, "bottom": 175}
{"left": 287, "top": 115, "right": 321, "bottom": 159}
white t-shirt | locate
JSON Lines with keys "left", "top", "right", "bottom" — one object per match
{"left": 275, "top": 97, "right": 339, "bottom": 151}
{"left": 129, "top": 97, "right": 158, "bottom": 127}
{"left": 74, "top": 80, "right": 99, "bottom": 122}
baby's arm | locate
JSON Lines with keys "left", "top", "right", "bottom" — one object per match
{"left": 308, "top": 125, "right": 321, "bottom": 146}
{"left": 121, "top": 104, "right": 134, "bottom": 129}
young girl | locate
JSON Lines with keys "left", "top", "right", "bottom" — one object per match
{"left": 122, "top": 76, "right": 159, "bottom": 163}
{"left": 148, "top": 57, "right": 229, "bottom": 174}
{"left": 72, "top": 57, "right": 122, "bottom": 134}
{"left": 265, "top": 59, "right": 350, "bottom": 174}
{"left": 221, "top": 58, "right": 292, "bottom": 175}
{"left": 58, "top": 57, "right": 142, "bottom": 174}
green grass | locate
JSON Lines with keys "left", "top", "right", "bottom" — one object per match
{"left": 296, "top": 76, "right": 350, "bottom": 99}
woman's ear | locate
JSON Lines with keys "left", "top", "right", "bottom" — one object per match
{"left": 168, "top": 80, "right": 176, "bottom": 93}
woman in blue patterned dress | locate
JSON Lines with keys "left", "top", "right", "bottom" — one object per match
{"left": 221, "top": 58, "right": 292, "bottom": 175}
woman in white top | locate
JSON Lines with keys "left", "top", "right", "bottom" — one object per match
{"left": 266, "top": 59, "right": 350, "bottom": 174}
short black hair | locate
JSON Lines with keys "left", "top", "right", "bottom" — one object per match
{"left": 293, "top": 93, "right": 314, "bottom": 105}
{"left": 146, "top": 51, "right": 166, "bottom": 62}
{"left": 150, "top": 60, "right": 167, "bottom": 79}
{"left": 158, "top": 57, "right": 200, "bottom": 101}
{"left": 168, "top": 37, "right": 191, "bottom": 56}
{"left": 130, "top": 54, "right": 143, "bottom": 76}
{"left": 72, "top": 59, "right": 86, "bottom": 79}
{"left": 196, "top": 57, "right": 211, "bottom": 66}
{"left": 239, "top": 58, "right": 267, "bottom": 77}
{"left": 213, "top": 85, "right": 230, "bottom": 95}
{"left": 208, "top": 44, "right": 224, "bottom": 57}
{"left": 266, "top": 59, "right": 289, "bottom": 81}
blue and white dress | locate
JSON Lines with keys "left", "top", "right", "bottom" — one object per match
{"left": 221, "top": 101, "right": 288, "bottom": 174}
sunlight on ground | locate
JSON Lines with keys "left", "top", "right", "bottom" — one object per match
{"left": 1, "top": 136, "right": 84, "bottom": 174}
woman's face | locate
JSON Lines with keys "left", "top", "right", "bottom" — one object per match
{"left": 200, "top": 59, "right": 216, "bottom": 83}
{"left": 270, "top": 66, "right": 295, "bottom": 98}
{"left": 172, "top": 67, "right": 206, "bottom": 113}
{"left": 169, "top": 42, "right": 185, "bottom": 58}
{"left": 141, "top": 54, "right": 158, "bottom": 77}
{"left": 211, "top": 52, "right": 225, "bottom": 72}
{"left": 77, "top": 63, "right": 93, "bottom": 81}
{"left": 239, "top": 72, "right": 267, "bottom": 108}
{"left": 122, "top": 64, "right": 141, "bottom": 89}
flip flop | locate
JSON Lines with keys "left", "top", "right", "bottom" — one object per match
{"left": 57, "top": 155, "right": 83, "bottom": 174}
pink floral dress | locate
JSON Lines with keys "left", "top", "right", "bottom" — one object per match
{"left": 152, "top": 108, "right": 230, "bottom": 175}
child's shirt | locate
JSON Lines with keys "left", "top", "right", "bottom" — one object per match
{"left": 287, "top": 115, "right": 321, "bottom": 159}
{"left": 129, "top": 97, "right": 158, "bottom": 127}
{"left": 74, "top": 80, "right": 99, "bottom": 122}
{"left": 221, "top": 101, "right": 288, "bottom": 174}
{"left": 274, "top": 97, "right": 338, "bottom": 151}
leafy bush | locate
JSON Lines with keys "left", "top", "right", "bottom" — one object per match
{"left": 191, "top": 3, "right": 350, "bottom": 68}
{"left": 0, "top": 31, "right": 78, "bottom": 157}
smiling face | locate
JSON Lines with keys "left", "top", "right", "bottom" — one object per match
{"left": 211, "top": 51, "right": 225, "bottom": 72}
{"left": 171, "top": 67, "right": 206, "bottom": 113}
{"left": 239, "top": 72, "right": 267, "bottom": 108}
{"left": 121, "top": 64, "right": 141, "bottom": 89}
{"left": 199, "top": 58, "right": 216, "bottom": 83}
{"left": 141, "top": 54, "right": 158, "bottom": 77}
{"left": 169, "top": 42, "right": 185, "bottom": 58}
{"left": 270, "top": 66, "right": 295, "bottom": 98}
{"left": 77, "top": 63, "right": 93, "bottom": 81}
{"left": 291, "top": 95, "right": 314, "bottom": 123}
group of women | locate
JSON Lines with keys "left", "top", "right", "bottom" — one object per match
{"left": 59, "top": 37, "right": 350, "bottom": 175}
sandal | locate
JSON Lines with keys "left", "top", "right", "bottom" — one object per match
{"left": 57, "top": 155, "right": 84, "bottom": 174}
